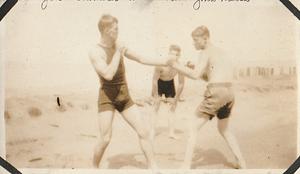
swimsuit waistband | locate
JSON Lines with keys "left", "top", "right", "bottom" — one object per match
{"left": 158, "top": 79, "right": 174, "bottom": 82}
{"left": 101, "top": 82, "right": 126, "bottom": 87}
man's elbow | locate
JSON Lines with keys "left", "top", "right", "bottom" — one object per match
{"left": 103, "top": 76, "right": 113, "bottom": 81}
{"left": 102, "top": 73, "right": 114, "bottom": 81}
{"left": 136, "top": 58, "right": 143, "bottom": 64}
{"left": 152, "top": 81, "right": 158, "bottom": 87}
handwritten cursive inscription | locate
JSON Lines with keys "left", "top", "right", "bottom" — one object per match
{"left": 193, "top": 0, "right": 250, "bottom": 10}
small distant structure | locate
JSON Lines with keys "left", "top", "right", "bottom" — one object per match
{"left": 234, "top": 65, "right": 297, "bottom": 79}
{"left": 233, "top": 58, "right": 297, "bottom": 79}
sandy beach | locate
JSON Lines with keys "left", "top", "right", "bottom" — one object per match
{"left": 2, "top": 0, "right": 298, "bottom": 171}
{"left": 4, "top": 76, "right": 297, "bottom": 169}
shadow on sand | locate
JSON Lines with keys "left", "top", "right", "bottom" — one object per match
{"left": 107, "top": 148, "right": 236, "bottom": 169}
{"left": 192, "top": 148, "right": 236, "bottom": 169}
{"left": 155, "top": 127, "right": 184, "bottom": 137}
{"left": 107, "top": 153, "right": 148, "bottom": 169}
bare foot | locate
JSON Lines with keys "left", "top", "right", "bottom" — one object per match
{"left": 233, "top": 160, "right": 246, "bottom": 169}
{"left": 135, "top": 99, "right": 145, "bottom": 107}
{"left": 180, "top": 163, "right": 191, "bottom": 170}
{"left": 92, "top": 163, "right": 98, "bottom": 168}
{"left": 150, "top": 165, "right": 162, "bottom": 174}
{"left": 151, "top": 169, "right": 162, "bottom": 174}
{"left": 169, "top": 133, "right": 180, "bottom": 140}
{"left": 145, "top": 97, "right": 156, "bottom": 106}
{"left": 178, "top": 98, "right": 185, "bottom": 102}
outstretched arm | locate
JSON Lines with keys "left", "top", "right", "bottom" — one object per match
{"left": 171, "top": 62, "right": 200, "bottom": 80}
{"left": 170, "top": 56, "right": 208, "bottom": 80}
{"left": 89, "top": 47, "right": 122, "bottom": 81}
{"left": 123, "top": 48, "right": 170, "bottom": 66}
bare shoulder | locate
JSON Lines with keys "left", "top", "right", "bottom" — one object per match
{"left": 208, "top": 45, "right": 224, "bottom": 55}
{"left": 89, "top": 45, "right": 106, "bottom": 62}
{"left": 207, "top": 45, "right": 229, "bottom": 62}
{"left": 215, "top": 46, "right": 230, "bottom": 59}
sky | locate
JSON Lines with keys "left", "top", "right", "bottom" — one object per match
{"left": 2, "top": 0, "right": 299, "bottom": 94}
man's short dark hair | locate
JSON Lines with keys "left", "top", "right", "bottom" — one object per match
{"left": 98, "top": 14, "right": 118, "bottom": 34}
{"left": 169, "top": 44, "right": 181, "bottom": 53}
{"left": 191, "top": 25, "right": 210, "bottom": 38}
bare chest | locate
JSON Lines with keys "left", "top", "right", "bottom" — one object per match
{"left": 159, "top": 67, "right": 178, "bottom": 80}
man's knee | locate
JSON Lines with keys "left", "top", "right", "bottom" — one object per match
{"left": 136, "top": 127, "right": 150, "bottom": 140}
{"left": 194, "top": 108, "right": 213, "bottom": 119}
{"left": 99, "top": 132, "right": 112, "bottom": 146}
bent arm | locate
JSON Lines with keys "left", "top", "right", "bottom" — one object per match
{"left": 124, "top": 48, "right": 168, "bottom": 66}
{"left": 89, "top": 48, "right": 121, "bottom": 81}
{"left": 175, "top": 73, "right": 185, "bottom": 100}
{"left": 152, "top": 67, "right": 161, "bottom": 97}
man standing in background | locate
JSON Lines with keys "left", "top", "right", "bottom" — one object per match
{"left": 151, "top": 45, "right": 185, "bottom": 140}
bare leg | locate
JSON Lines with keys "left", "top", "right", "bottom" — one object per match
{"left": 168, "top": 110, "right": 177, "bottom": 139}
{"left": 168, "top": 98, "right": 178, "bottom": 139}
{"left": 217, "top": 118, "right": 246, "bottom": 169}
{"left": 182, "top": 115, "right": 209, "bottom": 169}
{"left": 150, "top": 97, "right": 161, "bottom": 141}
{"left": 121, "top": 105, "right": 159, "bottom": 172}
{"left": 93, "top": 110, "right": 114, "bottom": 168}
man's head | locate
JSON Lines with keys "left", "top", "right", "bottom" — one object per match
{"left": 98, "top": 14, "right": 118, "bottom": 42}
{"left": 191, "top": 26, "right": 210, "bottom": 50}
{"left": 168, "top": 44, "right": 181, "bottom": 59}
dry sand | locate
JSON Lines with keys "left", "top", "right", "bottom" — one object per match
{"left": 4, "top": 76, "right": 297, "bottom": 169}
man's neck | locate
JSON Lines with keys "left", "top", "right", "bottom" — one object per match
{"left": 205, "top": 42, "right": 213, "bottom": 51}
{"left": 100, "top": 37, "right": 115, "bottom": 48}
{"left": 197, "top": 42, "right": 212, "bottom": 54}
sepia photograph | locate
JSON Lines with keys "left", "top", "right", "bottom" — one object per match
{"left": 1, "top": 0, "right": 299, "bottom": 173}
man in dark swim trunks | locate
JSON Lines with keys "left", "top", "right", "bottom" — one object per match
{"left": 151, "top": 45, "right": 185, "bottom": 139}
{"left": 89, "top": 14, "right": 171, "bottom": 172}
{"left": 168, "top": 26, "right": 246, "bottom": 169}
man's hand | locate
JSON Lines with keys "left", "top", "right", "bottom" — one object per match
{"left": 186, "top": 61, "right": 195, "bottom": 69}
{"left": 116, "top": 42, "right": 127, "bottom": 56}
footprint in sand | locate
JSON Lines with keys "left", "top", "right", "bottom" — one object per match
{"left": 28, "top": 107, "right": 42, "bottom": 117}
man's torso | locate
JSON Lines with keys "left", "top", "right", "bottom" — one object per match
{"left": 198, "top": 44, "right": 234, "bottom": 83}
{"left": 95, "top": 44, "right": 133, "bottom": 112}
{"left": 97, "top": 44, "right": 127, "bottom": 86}
{"left": 158, "top": 66, "right": 178, "bottom": 81}
{"left": 196, "top": 45, "right": 235, "bottom": 119}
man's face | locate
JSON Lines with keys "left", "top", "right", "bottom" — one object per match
{"left": 104, "top": 22, "right": 118, "bottom": 41}
{"left": 192, "top": 34, "right": 209, "bottom": 50}
{"left": 168, "top": 50, "right": 180, "bottom": 59}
